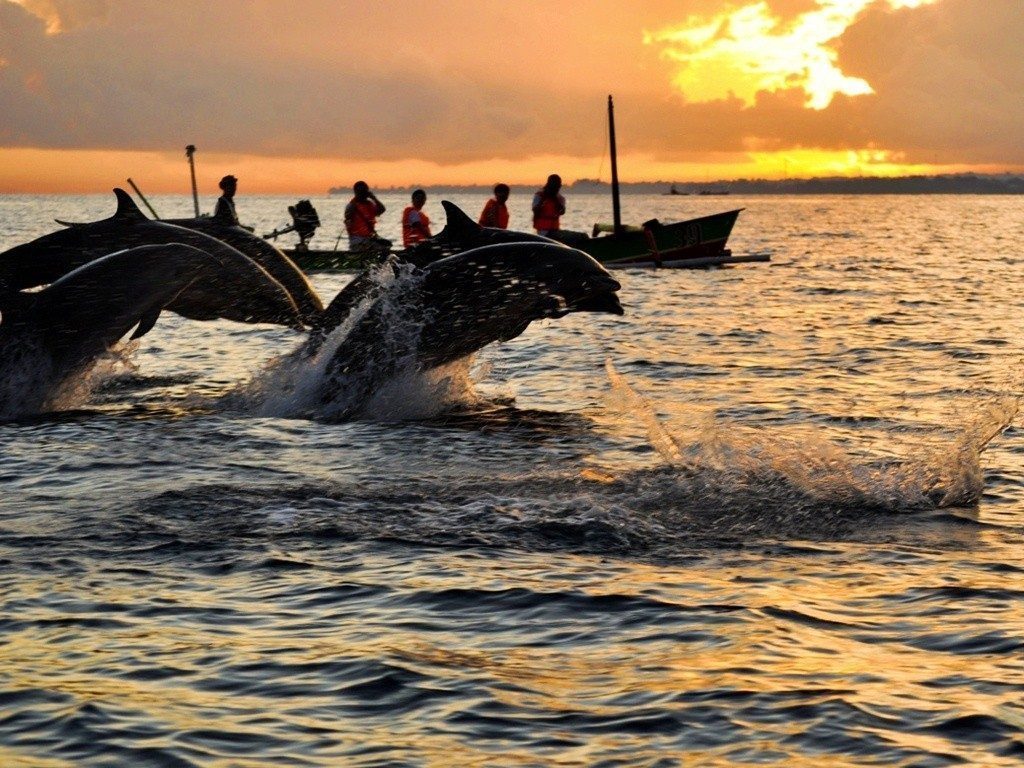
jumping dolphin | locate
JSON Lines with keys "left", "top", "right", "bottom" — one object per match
{"left": 400, "top": 200, "right": 557, "bottom": 266}
{"left": 305, "top": 202, "right": 569, "bottom": 346}
{"left": 0, "top": 189, "right": 304, "bottom": 329}
{"left": 0, "top": 244, "right": 226, "bottom": 419}
{"left": 162, "top": 209, "right": 323, "bottom": 323}
{"left": 304, "top": 242, "right": 623, "bottom": 418}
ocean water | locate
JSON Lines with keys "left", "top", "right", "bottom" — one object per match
{"left": 1, "top": 192, "right": 1023, "bottom": 767}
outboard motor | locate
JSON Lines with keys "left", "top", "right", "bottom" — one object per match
{"left": 263, "top": 199, "right": 321, "bottom": 250}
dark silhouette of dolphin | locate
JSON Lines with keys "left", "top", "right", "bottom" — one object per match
{"left": 303, "top": 241, "right": 623, "bottom": 419}
{"left": 0, "top": 189, "right": 304, "bottom": 329}
{"left": 0, "top": 244, "right": 232, "bottom": 419}
{"left": 305, "top": 202, "right": 571, "bottom": 347}
{"left": 400, "top": 200, "right": 557, "bottom": 266}
{"left": 162, "top": 210, "right": 323, "bottom": 323}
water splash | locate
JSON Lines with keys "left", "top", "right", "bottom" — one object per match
{"left": 0, "top": 336, "right": 138, "bottom": 420}
{"left": 243, "top": 262, "right": 484, "bottom": 421}
{"left": 0, "top": 336, "right": 53, "bottom": 420}
{"left": 604, "top": 359, "right": 1018, "bottom": 515}
{"left": 47, "top": 342, "right": 141, "bottom": 412}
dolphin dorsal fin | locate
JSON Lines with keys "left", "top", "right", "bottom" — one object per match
{"left": 440, "top": 200, "right": 481, "bottom": 239}
{"left": 112, "top": 188, "right": 149, "bottom": 221}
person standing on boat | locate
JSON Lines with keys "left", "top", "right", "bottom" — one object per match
{"left": 479, "top": 183, "right": 510, "bottom": 229}
{"left": 213, "top": 175, "right": 240, "bottom": 224}
{"left": 344, "top": 181, "right": 389, "bottom": 254}
{"left": 401, "top": 189, "right": 432, "bottom": 247}
{"left": 532, "top": 174, "right": 565, "bottom": 237}
{"left": 532, "top": 174, "right": 588, "bottom": 246}
{"left": 212, "top": 174, "right": 255, "bottom": 231}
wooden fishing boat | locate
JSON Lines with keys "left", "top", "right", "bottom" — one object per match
{"left": 281, "top": 247, "right": 391, "bottom": 272}
{"left": 579, "top": 96, "right": 767, "bottom": 269}
{"left": 582, "top": 209, "right": 768, "bottom": 268}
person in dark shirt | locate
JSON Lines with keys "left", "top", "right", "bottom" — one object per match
{"left": 213, "top": 175, "right": 240, "bottom": 224}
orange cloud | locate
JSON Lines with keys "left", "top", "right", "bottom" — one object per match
{"left": 645, "top": 0, "right": 941, "bottom": 109}
{"left": 5, "top": 0, "right": 107, "bottom": 34}
{"left": 0, "top": 0, "right": 1021, "bottom": 193}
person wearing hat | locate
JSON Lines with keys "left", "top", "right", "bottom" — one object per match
{"left": 214, "top": 175, "right": 240, "bottom": 225}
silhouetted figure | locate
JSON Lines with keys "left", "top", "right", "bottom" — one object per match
{"left": 214, "top": 175, "right": 240, "bottom": 225}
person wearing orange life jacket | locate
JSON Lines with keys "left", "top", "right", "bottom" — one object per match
{"left": 532, "top": 173, "right": 589, "bottom": 247}
{"left": 532, "top": 174, "right": 566, "bottom": 237}
{"left": 401, "top": 189, "right": 432, "bottom": 247}
{"left": 344, "top": 180, "right": 389, "bottom": 254}
{"left": 479, "top": 183, "right": 510, "bottom": 229}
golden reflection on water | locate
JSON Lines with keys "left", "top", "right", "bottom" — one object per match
{"left": 2, "top": 541, "right": 1022, "bottom": 765}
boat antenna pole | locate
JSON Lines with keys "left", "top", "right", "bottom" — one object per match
{"left": 185, "top": 144, "right": 200, "bottom": 217}
{"left": 126, "top": 177, "right": 160, "bottom": 219}
{"left": 608, "top": 95, "right": 622, "bottom": 234}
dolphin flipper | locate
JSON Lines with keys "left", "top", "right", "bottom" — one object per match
{"left": 130, "top": 307, "right": 163, "bottom": 340}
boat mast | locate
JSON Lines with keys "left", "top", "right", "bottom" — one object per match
{"left": 185, "top": 144, "right": 200, "bottom": 217}
{"left": 608, "top": 95, "right": 622, "bottom": 235}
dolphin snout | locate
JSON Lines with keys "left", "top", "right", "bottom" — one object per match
{"left": 568, "top": 273, "right": 624, "bottom": 316}
{"left": 573, "top": 291, "right": 624, "bottom": 315}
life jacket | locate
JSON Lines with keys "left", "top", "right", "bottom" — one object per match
{"left": 346, "top": 198, "right": 379, "bottom": 238}
{"left": 479, "top": 199, "right": 509, "bottom": 229}
{"left": 532, "top": 191, "right": 562, "bottom": 231}
{"left": 402, "top": 206, "right": 431, "bottom": 247}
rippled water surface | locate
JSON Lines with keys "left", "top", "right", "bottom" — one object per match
{"left": 2, "top": 193, "right": 1023, "bottom": 766}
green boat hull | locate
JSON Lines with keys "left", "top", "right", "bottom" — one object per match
{"left": 284, "top": 249, "right": 386, "bottom": 272}
{"left": 579, "top": 209, "right": 744, "bottom": 267}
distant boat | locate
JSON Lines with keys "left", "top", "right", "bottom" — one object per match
{"left": 577, "top": 97, "right": 765, "bottom": 269}
{"left": 698, "top": 189, "right": 730, "bottom": 196}
{"left": 663, "top": 184, "right": 690, "bottom": 196}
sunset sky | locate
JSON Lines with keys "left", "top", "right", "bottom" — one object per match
{"left": 1, "top": 0, "right": 1022, "bottom": 193}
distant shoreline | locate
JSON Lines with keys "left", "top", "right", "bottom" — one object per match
{"left": 330, "top": 173, "right": 1024, "bottom": 196}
